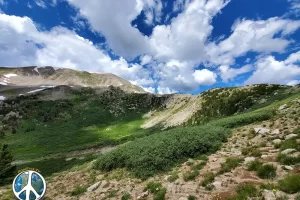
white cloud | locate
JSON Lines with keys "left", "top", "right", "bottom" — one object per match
{"left": 207, "top": 18, "right": 300, "bottom": 65}
{"left": 219, "top": 64, "right": 252, "bottom": 82}
{"left": 285, "top": 50, "right": 300, "bottom": 64}
{"left": 141, "top": 86, "right": 155, "bottom": 93}
{"left": 0, "top": 13, "right": 153, "bottom": 88}
{"left": 245, "top": 55, "right": 300, "bottom": 85}
{"left": 193, "top": 69, "right": 217, "bottom": 85}
{"left": 34, "top": 0, "right": 47, "bottom": 9}
{"left": 157, "top": 86, "right": 177, "bottom": 94}
{"left": 287, "top": 80, "right": 300, "bottom": 86}
{"left": 0, "top": 0, "right": 4, "bottom": 5}
{"left": 27, "top": 2, "right": 33, "bottom": 9}
{"left": 140, "top": 55, "right": 152, "bottom": 65}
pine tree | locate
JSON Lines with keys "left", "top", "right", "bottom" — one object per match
{"left": 0, "top": 144, "right": 17, "bottom": 186}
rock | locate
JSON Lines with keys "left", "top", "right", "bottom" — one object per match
{"left": 272, "top": 139, "right": 282, "bottom": 144}
{"left": 254, "top": 128, "right": 270, "bottom": 134}
{"left": 281, "top": 149, "right": 296, "bottom": 155}
{"left": 137, "top": 190, "right": 149, "bottom": 199}
{"left": 212, "top": 158, "right": 218, "bottom": 162}
{"left": 279, "top": 104, "right": 287, "bottom": 110}
{"left": 65, "top": 158, "right": 73, "bottom": 161}
{"left": 283, "top": 166, "right": 293, "bottom": 170}
{"left": 285, "top": 134, "right": 298, "bottom": 140}
{"left": 244, "top": 157, "right": 255, "bottom": 164}
{"left": 100, "top": 180, "right": 109, "bottom": 189}
{"left": 178, "top": 197, "right": 188, "bottom": 200}
{"left": 269, "top": 149, "right": 279, "bottom": 153}
{"left": 261, "top": 155, "right": 270, "bottom": 159}
{"left": 262, "top": 190, "right": 276, "bottom": 200}
{"left": 271, "top": 129, "right": 280, "bottom": 135}
{"left": 87, "top": 182, "right": 101, "bottom": 192}
{"left": 212, "top": 181, "right": 222, "bottom": 189}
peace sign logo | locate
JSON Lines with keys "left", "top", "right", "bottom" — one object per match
{"left": 12, "top": 170, "right": 46, "bottom": 200}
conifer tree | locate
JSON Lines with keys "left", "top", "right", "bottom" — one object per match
{"left": 0, "top": 144, "right": 17, "bottom": 186}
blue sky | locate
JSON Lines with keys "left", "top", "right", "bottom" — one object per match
{"left": 0, "top": 0, "right": 299, "bottom": 94}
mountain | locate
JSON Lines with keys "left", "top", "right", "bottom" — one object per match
{"left": 0, "top": 66, "right": 145, "bottom": 94}
{"left": 0, "top": 73, "right": 300, "bottom": 199}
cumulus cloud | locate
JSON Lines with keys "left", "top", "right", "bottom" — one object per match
{"left": 245, "top": 54, "right": 300, "bottom": 85}
{"left": 157, "top": 86, "right": 177, "bottom": 94}
{"left": 287, "top": 80, "right": 300, "bottom": 86}
{"left": 193, "top": 69, "right": 217, "bottom": 85}
{"left": 219, "top": 64, "right": 252, "bottom": 82}
{"left": 140, "top": 55, "right": 152, "bottom": 66}
{"left": 0, "top": 13, "right": 153, "bottom": 87}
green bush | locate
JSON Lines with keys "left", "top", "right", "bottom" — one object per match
{"left": 195, "top": 155, "right": 209, "bottom": 161}
{"left": 145, "top": 182, "right": 162, "bottom": 194}
{"left": 192, "top": 162, "right": 206, "bottom": 171}
{"left": 278, "top": 174, "right": 300, "bottom": 194}
{"left": 295, "top": 193, "right": 300, "bottom": 200}
{"left": 121, "top": 193, "right": 131, "bottom": 200}
{"left": 183, "top": 170, "right": 199, "bottom": 181}
{"left": 257, "top": 164, "right": 276, "bottom": 179}
{"left": 241, "top": 147, "right": 261, "bottom": 157}
{"left": 280, "top": 139, "right": 300, "bottom": 151}
{"left": 94, "top": 125, "right": 230, "bottom": 179}
{"left": 154, "top": 187, "right": 167, "bottom": 200}
{"left": 228, "top": 184, "right": 259, "bottom": 200}
{"left": 70, "top": 186, "right": 87, "bottom": 196}
{"left": 259, "top": 182, "right": 277, "bottom": 190}
{"left": 218, "top": 158, "right": 244, "bottom": 175}
{"left": 247, "top": 160, "right": 263, "bottom": 171}
{"left": 277, "top": 154, "right": 300, "bottom": 165}
{"left": 167, "top": 171, "right": 179, "bottom": 182}
{"left": 188, "top": 195, "right": 197, "bottom": 200}
{"left": 201, "top": 172, "right": 215, "bottom": 187}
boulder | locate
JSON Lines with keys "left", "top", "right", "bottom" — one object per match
{"left": 278, "top": 104, "right": 287, "bottom": 110}
{"left": 262, "top": 190, "right": 276, "bottom": 200}
{"left": 285, "top": 134, "right": 298, "bottom": 140}
{"left": 271, "top": 129, "right": 280, "bottom": 135}
{"left": 283, "top": 166, "right": 293, "bottom": 171}
{"left": 272, "top": 139, "right": 282, "bottom": 144}
{"left": 137, "top": 190, "right": 149, "bottom": 199}
{"left": 244, "top": 157, "right": 255, "bottom": 164}
{"left": 254, "top": 128, "right": 270, "bottom": 134}
{"left": 281, "top": 149, "right": 296, "bottom": 155}
{"left": 212, "top": 181, "right": 222, "bottom": 189}
{"left": 87, "top": 182, "right": 101, "bottom": 192}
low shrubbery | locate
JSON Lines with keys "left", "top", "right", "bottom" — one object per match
{"left": 277, "top": 154, "right": 300, "bottom": 165}
{"left": 278, "top": 174, "right": 300, "bottom": 194}
{"left": 218, "top": 158, "right": 244, "bottom": 175}
{"left": 94, "top": 125, "right": 230, "bottom": 179}
{"left": 121, "top": 193, "right": 131, "bottom": 200}
{"left": 257, "top": 164, "right": 276, "bottom": 179}
{"left": 241, "top": 147, "right": 261, "bottom": 157}
{"left": 201, "top": 172, "right": 216, "bottom": 188}
{"left": 145, "top": 182, "right": 166, "bottom": 200}
{"left": 183, "top": 170, "right": 199, "bottom": 182}
{"left": 279, "top": 139, "right": 300, "bottom": 151}
{"left": 247, "top": 160, "right": 263, "bottom": 171}
{"left": 70, "top": 186, "right": 87, "bottom": 196}
{"left": 228, "top": 184, "right": 259, "bottom": 200}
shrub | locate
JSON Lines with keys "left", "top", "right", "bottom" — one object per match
{"left": 145, "top": 182, "right": 162, "bottom": 194}
{"left": 228, "top": 184, "right": 259, "bottom": 200}
{"left": 241, "top": 147, "right": 261, "bottom": 157}
{"left": 195, "top": 155, "right": 208, "bottom": 161}
{"left": 188, "top": 195, "right": 197, "bottom": 200}
{"left": 278, "top": 174, "right": 300, "bottom": 194}
{"left": 259, "top": 182, "right": 277, "bottom": 190}
{"left": 121, "top": 193, "right": 131, "bottom": 200}
{"left": 0, "top": 144, "right": 17, "bottom": 186}
{"left": 277, "top": 154, "right": 300, "bottom": 165}
{"left": 187, "top": 161, "right": 194, "bottom": 166}
{"left": 295, "top": 193, "right": 300, "bottom": 200}
{"left": 276, "top": 195, "right": 289, "bottom": 200}
{"left": 192, "top": 162, "right": 206, "bottom": 171}
{"left": 247, "top": 160, "right": 263, "bottom": 171}
{"left": 218, "top": 158, "right": 244, "bottom": 175}
{"left": 70, "top": 186, "right": 87, "bottom": 196}
{"left": 183, "top": 170, "right": 199, "bottom": 181}
{"left": 94, "top": 125, "right": 230, "bottom": 179}
{"left": 167, "top": 171, "right": 178, "bottom": 182}
{"left": 201, "top": 172, "right": 215, "bottom": 187}
{"left": 257, "top": 164, "right": 276, "bottom": 179}
{"left": 280, "top": 139, "right": 300, "bottom": 151}
{"left": 154, "top": 187, "right": 167, "bottom": 200}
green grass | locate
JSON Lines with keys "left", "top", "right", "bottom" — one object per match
{"left": 279, "top": 139, "right": 300, "bottom": 151}
{"left": 201, "top": 172, "right": 216, "bottom": 187}
{"left": 228, "top": 184, "right": 259, "bottom": 200}
{"left": 167, "top": 171, "right": 179, "bottom": 182}
{"left": 183, "top": 170, "right": 199, "bottom": 181}
{"left": 218, "top": 158, "right": 244, "bottom": 175}
{"left": 121, "top": 193, "right": 131, "bottom": 200}
{"left": 145, "top": 182, "right": 167, "bottom": 200}
{"left": 16, "top": 156, "right": 95, "bottom": 177}
{"left": 277, "top": 154, "right": 300, "bottom": 165}
{"left": 94, "top": 125, "right": 230, "bottom": 179}
{"left": 247, "top": 160, "right": 263, "bottom": 171}
{"left": 70, "top": 186, "right": 87, "bottom": 196}
{"left": 188, "top": 195, "right": 197, "bottom": 200}
{"left": 278, "top": 174, "right": 300, "bottom": 194}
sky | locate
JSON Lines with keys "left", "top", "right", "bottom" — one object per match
{"left": 0, "top": 0, "right": 299, "bottom": 94}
